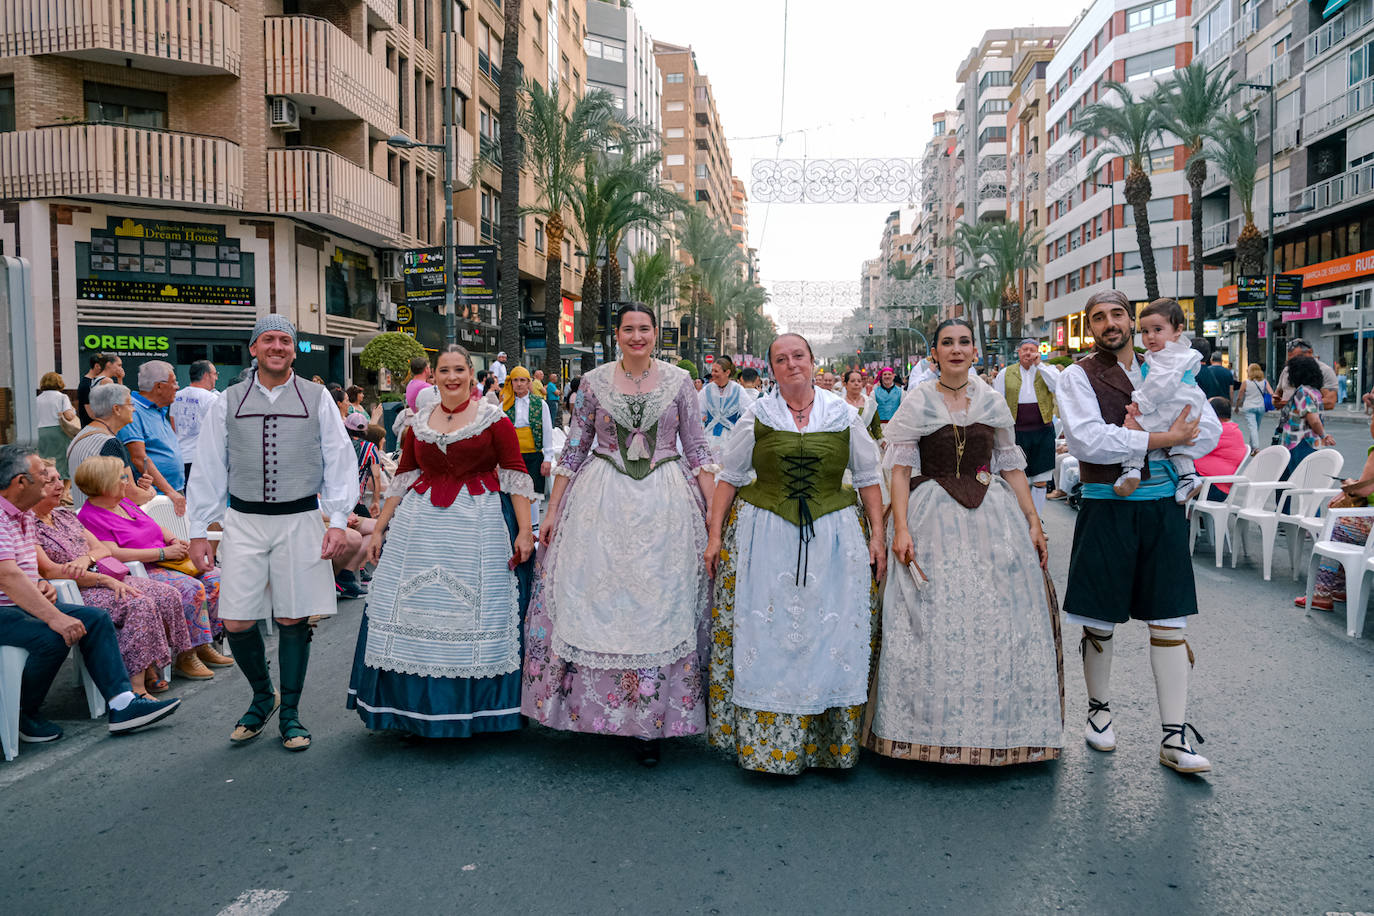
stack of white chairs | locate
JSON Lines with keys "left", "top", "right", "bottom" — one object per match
{"left": 1187, "top": 445, "right": 1289, "bottom": 568}
{"left": 1232, "top": 448, "right": 1345, "bottom": 581}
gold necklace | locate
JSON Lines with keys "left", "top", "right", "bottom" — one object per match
{"left": 951, "top": 422, "right": 967, "bottom": 476}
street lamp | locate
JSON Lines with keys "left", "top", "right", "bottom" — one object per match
{"left": 387, "top": 0, "right": 457, "bottom": 345}
{"left": 1240, "top": 79, "right": 1315, "bottom": 379}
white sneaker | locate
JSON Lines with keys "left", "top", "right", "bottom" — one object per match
{"left": 1085, "top": 699, "right": 1116, "bottom": 752}
{"left": 1159, "top": 723, "right": 1211, "bottom": 774}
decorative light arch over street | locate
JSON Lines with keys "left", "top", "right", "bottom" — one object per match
{"left": 750, "top": 158, "right": 921, "bottom": 203}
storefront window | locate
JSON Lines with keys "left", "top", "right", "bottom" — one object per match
{"left": 325, "top": 249, "right": 379, "bottom": 322}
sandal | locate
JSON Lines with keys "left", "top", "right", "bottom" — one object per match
{"left": 146, "top": 676, "right": 171, "bottom": 694}
{"left": 280, "top": 712, "right": 311, "bottom": 752}
{"left": 229, "top": 691, "right": 280, "bottom": 745}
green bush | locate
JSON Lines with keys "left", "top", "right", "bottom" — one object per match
{"left": 360, "top": 332, "right": 427, "bottom": 380}
{"left": 1046, "top": 355, "right": 1074, "bottom": 367}
{"left": 677, "top": 359, "right": 698, "bottom": 377}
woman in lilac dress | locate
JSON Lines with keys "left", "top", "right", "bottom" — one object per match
{"left": 523, "top": 304, "right": 717, "bottom": 766}
{"left": 74, "top": 456, "right": 228, "bottom": 681}
{"left": 30, "top": 462, "right": 191, "bottom": 696}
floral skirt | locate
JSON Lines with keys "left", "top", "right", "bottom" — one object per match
{"left": 145, "top": 567, "right": 220, "bottom": 648}
{"left": 706, "top": 503, "right": 880, "bottom": 775}
{"left": 1314, "top": 500, "right": 1374, "bottom": 600}
{"left": 521, "top": 575, "right": 707, "bottom": 741}
{"left": 79, "top": 577, "right": 192, "bottom": 677}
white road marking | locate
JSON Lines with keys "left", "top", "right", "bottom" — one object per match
{"left": 216, "top": 890, "right": 290, "bottom": 916}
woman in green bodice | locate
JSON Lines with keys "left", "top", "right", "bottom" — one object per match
{"left": 704, "top": 333, "right": 886, "bottom": 775}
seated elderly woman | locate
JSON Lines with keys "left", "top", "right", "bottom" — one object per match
{"left": 1195, "top": 397, "right": 1250, "bottom": 501}
{"left": 73, "top": 456, "right": 230, "bottom": 681}
{"left": 1297, "top": 412, "right": 1374, "bottom": 611}
{"left": 30, "top": 461, "right": 192, "bottom": 697}
{"left": 66, "top": 382, "right": 156, "bottom": 510}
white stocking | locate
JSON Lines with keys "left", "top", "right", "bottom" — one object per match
{"left": 1149, "top": 626, "right": 1194, "bottom": 733}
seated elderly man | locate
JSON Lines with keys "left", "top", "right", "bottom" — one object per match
{"left": 117, "top": 359, "right": 185, "bottom": 515}
{"left": 0, "top": 445, "right": 179, "bottom": 742}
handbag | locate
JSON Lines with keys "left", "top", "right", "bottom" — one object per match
{"left": 58, "top": 412, "right": 81, "bottom": 438}
{"left": 156, "top": 556, "right": 201, "bottom": 576}
{"left": 1261, "top": 381, "right": 1274, "bottom": 413}
{"left": 1330, "top": 478, "right": 1374, "bottom": 510}
{"left": 94, "top": 557, "right": 129, "bottom": 580}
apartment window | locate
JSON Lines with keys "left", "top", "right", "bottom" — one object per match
{"left": 666, "top": 72, "right": 685, "bottom": 83}
{"left": 612, "top": 93, "right": 624, "bottom": 111}
{"left": 532, "top": 11, "right": 542, "bottom": 46}
{"left": 398, "top": 55, "right": 409, "bottom": 130}
{"left": 666, "top": 127, "right": 684, "bottom": 139}
{"left": 0, "top": 80, "right": 13, "bottom": 133}
{"left": 977, "top": 125, "right": 1006, "bottom": 148}
{"left": 978, "top": 98, "right": 1010, "bottom": 118}
{"left": 584, "top": 38, "right": 601, "bottom": 58}
{"left": 1124, "top": 197, "right": 1175, "bottom": 223}
{"left": 399, "top": 160, "right": 411, "bottom": 238}
{"left": 477, "top": 20, "right": 501, "bottom": 82}
{"left": 83, "top": 82, "right": 167, "bottom": 128}
{"left": 1194, "top": 1, "right": 1231, "bottom": 52}
{"left": 414, "top": 68, "right": 425, "bottom": 143}
{"left": 666, "top": 153, "right": 685, "bottom": 166}
{"left": 1274, "top": 33, "right": 1289, "bottom": 59}
{"left": 674, "top": 181, "right": 686, "bottom": 192}
{"left": 424, "top": 175, "right": 436, "bottom": 243}
{"left": 602, "top": 43, "right": 624, "bottom": 63}
{"left": 518, "top": 215, "right": 526, "bottom": 241}
{"left": 978, "top": 70, "right": 1011, "bottom": 93}
{"left": 666, "top": 100, "right": 685, "bottom": 111}
{"left": 325, "top": 250, "right": 378, "bottom": 322}
{"left": 1056, "top": 237, "right": 1067, "bottom": 257}
{"left": 1148, "top": 147, "right": 1176, "bottom": 171}
{"left": 1122, "top": 250, "right": 1143, "bottom": 272}
{"left": 1125, "top": 47, "right": 1175, "bottom": 81}
{"left": 535, "top": 220, "right": 545, "bottom": 252}
{"left": 561, "top": 54, "right": 569, "bottom": 84}
{"left": 1127, "top": 0, "right": 1175, "bottom": 31}
{"left": 695, "top": 163, "right": 707, "bottom": 179}
{"left": 480, "top": 185, "right": 499, "bottom": 240}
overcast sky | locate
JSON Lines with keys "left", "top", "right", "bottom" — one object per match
{"left": 632, "top": 0, "right": 1090, "bottom": 315}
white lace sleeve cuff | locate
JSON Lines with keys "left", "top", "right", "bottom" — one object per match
{"left": 886, "top": 441, "right": 920, "bottom": 473}
{"left": 991, "top": 444, "right": 1027, "bottom": 473}
{"left": 498, "top": 468, "right": 537, "bottom": 500}
{"left": 717, "top": 469, "right": 752, "bottom": 487}
{"left": 693, "top": 463, "right": 721, "bottom": 477}
{"left": 851, "top": 468, "right": 883, "bottom": 489}
{"left": 384, "top": 469, "right": 420, "bottom": 499}
{"left": 553, "top": 464, "right": 576, "bottom": 479}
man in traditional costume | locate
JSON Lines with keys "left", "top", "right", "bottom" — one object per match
{"left": 501, "top": 366, "right": 554, "bottom": 497}
{"left": 995, "top": 339, "right": 1060, "bottom": 512}
{"left": 187, "top": 316, "right": 357, "bottom": 752}
{"left": 1058, "top": 291, "right": 1219, "bottom": 775}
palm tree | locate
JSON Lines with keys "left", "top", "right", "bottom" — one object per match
{"left": 519, "top": 81, "right": 621, "bottom": 376}
{"left": 497, "top": 0, "right": 522, "bottom": 358}
{"left": 628, "top": 246, "right": 676, "bottom": 308}
{"left": 945, "top": 222, "right": 993, "bottom": 355}
{"left": 1153, "top": 61, "right": 1236, "bottom": 330}
{"left": 601, "top": 149, "right": 681, "bottom": 303}
{"left": 982, "top": 221, "right": 1044, "bottom": 349}
{"left": 1204, "top": 113, "right": 1264, "bottom": 276}
{"left": 1075, "top": 80, "right": 1167, "bottom": 301}
{"left": 675, "top": 205, "right": 740, "bottom": 366}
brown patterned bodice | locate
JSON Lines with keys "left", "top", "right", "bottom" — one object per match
{"left": 910, "top": 423, "right": 996, "bottom": 509}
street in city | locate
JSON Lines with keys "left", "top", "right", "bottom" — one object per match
{"left": 3, "top": 493, "right": 1372, "bottom": 916}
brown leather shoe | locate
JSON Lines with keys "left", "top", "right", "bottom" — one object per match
{"left": 196, "top": 644, "right": 235, "bottom": 668}
{"left": 175, "top": 651, "right": 215, "bottom": 680}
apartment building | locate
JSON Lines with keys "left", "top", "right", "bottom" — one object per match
{"left": 654, "top": 39, "right": 739, "bottom": 358}
{"left": 1041, "top": 0, "right": 1216, "bottom": 350}
{"left": 1200, "top": 0, "right": 1374, "bottom": 383}
{"left": 1006, "top": 39, "right": 1061, "bottom": 338}
{"left": 0, "top": 0, "right": 586, "bottom": 385}
{"left": 913, "top": 112, "right": 958, "bottom": 282}
{"left": 586, "top": 0, "right": 661, "bottom": 292}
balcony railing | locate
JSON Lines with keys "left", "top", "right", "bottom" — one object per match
{"left": 1197, "top": 23, "right": 1236, "bottom": 72}
{"left": 1202, "top": 217, "right": 1234, "bottom": 252}
{"left": 264, "top": 16, "right": 398, "bottom": 136}
{"left": 0, "top": 123, "right": 242, "bottom": 207}
{"left": 1309, "top": 0, "right": 1374, "bottom": 62}
{"left": 0, "top": 0, "right": 241, "bottom": 75}
{"left": 362, "top": 0, "right": 397, "bottom": 30}
{"left": 452, "top": 129, "right": 475, "bottom": 190}
{"left": 447, "top": 32, "right": 474, "bottom": 98}
{"left": 1302, "top": 162, "right": 1374, "bottom": 214}
{"left": 1303, "top": 74, "right": 1374, "bottom": 139}
{"left": 266, "top": 147, "right": 399, "bottom": 245}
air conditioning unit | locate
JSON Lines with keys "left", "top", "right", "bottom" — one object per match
{"left": 381, "top": 250, "right": 404, "bottom": 282}
{"left": 269, "top": 97, "right": 299, "bottom": 130}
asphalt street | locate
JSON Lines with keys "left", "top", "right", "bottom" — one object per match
{"left": 3, "top": 489, "right": 1374, "bottom": 915}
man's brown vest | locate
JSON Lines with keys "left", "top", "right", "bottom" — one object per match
{"left": 1077, "top": 349, "right": 1138, "bottom": 485}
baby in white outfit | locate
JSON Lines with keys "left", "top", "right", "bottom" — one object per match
{"left": 1116, "top": 301, "right": 1211, "bottom": 503}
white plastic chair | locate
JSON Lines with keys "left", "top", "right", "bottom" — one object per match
{"left": 1303, "top": 507, "right": 1374, "bottom": 638}
{"left": 0, "top": 645, "right": 27, "bottom": 761}
{"left": 49, "top": 579, "right": 106, "bottom": 718}
{"left": 1187, "top": 444, "right": 1288, "bottom": 568}
{"left": 143, "top": 495, "right": 220, "bottom": 543}
{"left": 1233, "top": 448, "right": 1345, "bottom": 580}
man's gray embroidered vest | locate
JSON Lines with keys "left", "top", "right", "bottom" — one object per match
{"left": 224, "top": 373, "right": 325, "bottom": 503}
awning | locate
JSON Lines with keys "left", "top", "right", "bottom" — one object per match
{"left": 1325, "top": 0, "right": 1353, "bottom": 18}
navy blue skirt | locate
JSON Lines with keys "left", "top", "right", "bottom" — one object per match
{"left": 346, "top": 492, "right": 535, "bottom": 738}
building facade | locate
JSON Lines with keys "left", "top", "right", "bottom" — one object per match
{"left": 1007, "top": 40, "right": 1061, "bottom": 338}
{"left": 1041, "top": 0, "right": 1216, "bottom": 351}
{"left": 0, "top": 0, "right": 587, "bottom": 388}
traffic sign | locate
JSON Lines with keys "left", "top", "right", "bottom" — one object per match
{"left": 705, "top": 354, "right": 715, "bottom": 363}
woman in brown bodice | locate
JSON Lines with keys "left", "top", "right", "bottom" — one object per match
{"left": 862, "top": 317, "right": 1064, "bottom": 766}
